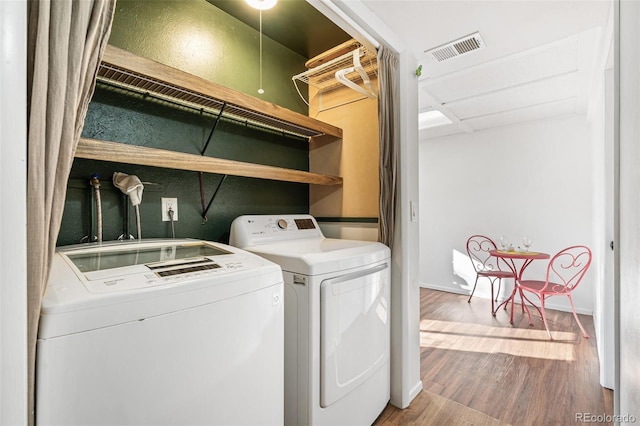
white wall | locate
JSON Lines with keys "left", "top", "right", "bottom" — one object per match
{"left": 0, "top": 0, "right": 28, "bottom": 423}
{"left": 618, "top": 0, "right": 640, "bottom": 419}
{"left": 419, "top": 116, "right": 597, "bottom": 314}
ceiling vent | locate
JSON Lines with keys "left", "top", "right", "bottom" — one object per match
{"left": 425, "top": 32, "right": 486, "bottom": 62}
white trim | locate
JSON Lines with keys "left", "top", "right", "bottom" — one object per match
{"left": 420, "top": 283, "right": 469, "bottom": 295}
{"left": 332, "top": 0, "right": 405, "bottom": 53}
{"left": 307, "top": 0, "right": 409, "bottom": 54}
{"left": 306, "top": 0, "right": 379, "bottom": 53}
{"left": 612, "top": 0, "right": 621, "bottom": 412}
{"left": 617, "top": 0, "right": 640, "bottom": 419}
{"left": 388, "top": 49, "right": 422, "bottom": 409}
{"left": 0, "top": 0, "right": 28, "bottom": 423}
{"left": 420, "top": 283, "right": 594, "bottom": 316}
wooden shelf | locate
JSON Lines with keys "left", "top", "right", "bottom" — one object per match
{"left": 98, "top": 45, "right": 342, "bottom": 144}
{"left": 76, "top": 138, "right": 343, "bottom": 186}
{"left": 82, "top": 45, "right": 344, "bottom": 186}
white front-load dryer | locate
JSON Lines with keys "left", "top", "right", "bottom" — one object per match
{"left": 230, "top": 215, "right": 391, "bottom": 426}
{"left": 36, "top": 239, "right": 284, "bottom": 426}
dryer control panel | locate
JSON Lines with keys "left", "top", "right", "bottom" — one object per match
{"left": 230, "top": 214, "right": 324, "bottom": 247}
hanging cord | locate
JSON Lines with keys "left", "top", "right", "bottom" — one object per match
{"left": 168, "top": 207, "right": 176, "bottom": 239}
{"left": 258, "top": 9, "right": 264, "bottom": 94}
{"left": 89, "top": 173, "right": 102, "bottom": 243}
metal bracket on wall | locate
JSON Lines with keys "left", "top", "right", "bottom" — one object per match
{"left": 199, "top": 174, "right": 227, "bottom": 224}
{"left": 198, "top": 107, "right": 229, "bottom": 224}
{"left": 201, "top": 102, "right": 227, "bottom": 155}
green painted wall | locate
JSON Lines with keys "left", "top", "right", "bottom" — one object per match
{"left": 58, "top": 0, "right": 311, "bottom": 246}
{"left": 109, "top": 0, "right": 307, "bottom": 111}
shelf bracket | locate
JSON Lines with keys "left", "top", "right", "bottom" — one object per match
{"left": 199, "top": 173, "right": 227, "bottom": 224}
{"left": 199, "top": 103, "right": 229, "bottom": 223}
{"left": 201, "top": 102, "right": 227, "bottom": 155}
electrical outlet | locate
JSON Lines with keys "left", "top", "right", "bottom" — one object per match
{"left": 161, "top": 198, "right": 178, "bottom": 222}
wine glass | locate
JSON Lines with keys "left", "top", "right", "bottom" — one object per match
{"left": 522, "top": 236, "right": 532, "bottom": 252}
{"left": 499, "top": 235, "right": 508, "bottom": 251}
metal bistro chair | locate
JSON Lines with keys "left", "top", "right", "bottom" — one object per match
{"left": 518, "top": 245, "right": 592, "bottom": 340}
{"left": 466, "top": 235, "right": 516, "bottom": 315}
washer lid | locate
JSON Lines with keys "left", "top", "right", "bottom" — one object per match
{"left": 65, "top": 240, "right": 232, "bottom": 275}
{"left": 39, "top": 239, "right": 283, "bottom": 338}
{"left": 54, "top": 239, "right": 264, "bottom": 295}
{"left": 243, "top": 238, "right": 390, "bottom": 275}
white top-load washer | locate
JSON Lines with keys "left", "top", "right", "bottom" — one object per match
{"left": 36, "top": 239, "right": 283, "bottom": 426}
{"left": 230, "top": 215, "right": 391, "bottom": 426}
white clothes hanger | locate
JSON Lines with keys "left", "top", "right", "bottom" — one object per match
{"left": 334, "top": 48, "right": 377, "bottom": 99}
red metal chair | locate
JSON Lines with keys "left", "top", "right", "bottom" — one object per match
{"left": 466, "top": 235, "right": 516, "bottom": 315}
{"left": 518, "top": 245, "right": 592, "bottom": 340}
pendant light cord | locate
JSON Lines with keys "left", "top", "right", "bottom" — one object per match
{"left": 258, "top": 9, "right": 264, "bottom": 94}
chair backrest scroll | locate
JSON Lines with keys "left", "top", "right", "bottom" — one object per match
{"left": 546, "top": 245, "right": 592, "bottom": 292}
{"left": 466, "top": 235, "right": 500, "bottom": 273}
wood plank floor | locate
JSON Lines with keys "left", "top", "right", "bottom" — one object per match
{"left": 375, "top": 288, "right": 614, "bottom": 426}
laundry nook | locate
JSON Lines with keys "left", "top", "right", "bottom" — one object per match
{"left": 31, "top": 0, "right": 394, "bottom": 425}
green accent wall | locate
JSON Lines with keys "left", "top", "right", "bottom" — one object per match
{"left": 58, "top": 0, "right": 312, "bottom": 246}
{"left": 108, "top": 0, "right": 307, "bottom": 111}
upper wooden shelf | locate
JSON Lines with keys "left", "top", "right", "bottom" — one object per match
{"left": 82, "top": 45, "right": 344, "bottom": 186}
{"left": 98, "top": 45, "right": 343, "bottom": 143}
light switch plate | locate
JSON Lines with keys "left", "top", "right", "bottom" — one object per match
{"left": 410, "top": 201, "right": 418, "bottom": 222}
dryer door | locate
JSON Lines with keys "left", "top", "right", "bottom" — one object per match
{"left": 320, "top": 261, "right": 390, "bottom": 407}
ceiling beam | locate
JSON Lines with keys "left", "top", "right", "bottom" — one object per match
{"left": 420, "top": 86, "right": 474, "bottom": 134}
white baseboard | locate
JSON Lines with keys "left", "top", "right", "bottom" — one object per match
{"left": 408, "top": 380, "right": 423, "bottom": 403}
{"left": 419, "top": 282, "right": 593, "bottom": 316}
{"left": 419, "top": 282, "right": 469, "bottom": 296}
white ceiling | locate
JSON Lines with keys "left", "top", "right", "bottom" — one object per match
{"left": 359, "top": 0, "right": 612, "bottom": 139}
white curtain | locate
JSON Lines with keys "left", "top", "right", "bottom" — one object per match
{"left": 377, "top": 45, "right": 399, "bottom": 248}
{"left": 26, "top": 0, "right": 115, "bottom": 422}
